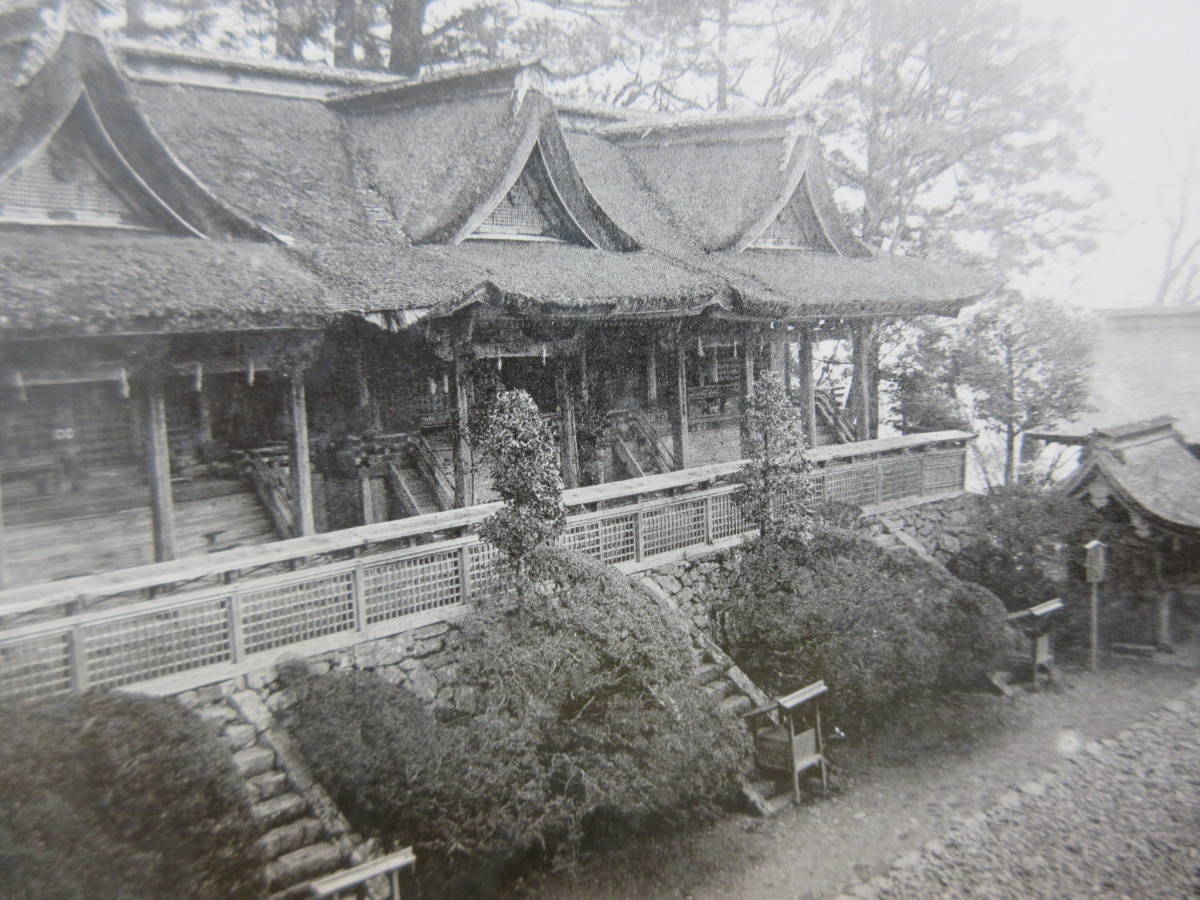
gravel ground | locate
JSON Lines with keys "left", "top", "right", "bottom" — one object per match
{"left": 864, "top": 684, "right": 1200, "bottom": 900}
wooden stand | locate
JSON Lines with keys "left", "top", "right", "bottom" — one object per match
{"left": 743, "top": 680, "right": 829, "bottom": 810}
{"left": 1005, "top": 598, "right": 1064, "bottom": 690}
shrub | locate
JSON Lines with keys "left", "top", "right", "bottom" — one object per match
{"left": 283, "top": 549, "right": 750, "bottom": 897}
{"left": 478, "top": 388, "right": 566, "bottom": 572}
{"left": 736, "top": 373, "right": 814, "bottom": 540}
{"left": 718, "top": 528, "right": 1008, "bottom": 727}
{"left": 0, "top": 691, "right": 265, "bottom": 899}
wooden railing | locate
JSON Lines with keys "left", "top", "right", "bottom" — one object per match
{"left": 0, "top": 431, "right": 972, "bottom": 702}
{"left": 306, "top": 846, "right": 415, "bottom": 898}
{"left": 406, "top": 433, "right": 455, "bottom": 510}
{"left": 243, "top": 448, "right": 296, "bottom": 539}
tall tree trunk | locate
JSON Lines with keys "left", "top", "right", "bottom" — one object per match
{"left": 388, "top": 0, "right": 426, "bottom": 76}
{"left": 334, "top": 0, "right": 359, "bottom": 68}
{"left": 715, "top": 0, "right": 730, "bottom": 111}
{"left": 124, "top": 0, "right": 151, "bottom": 40}
{"left": 275, "top": 0, "right": 306, "bottom": 61}
{"left": 1004, "top": 423, "right": 1017, "bottom": 487}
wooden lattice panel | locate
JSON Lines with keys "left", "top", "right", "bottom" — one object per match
{"left": 242, "top": 573, "right": 356, "bottom": 653}
{"left": 750, "top": 190, "right": 830, "bottom": 251}
{"left": 363, "top": 548, "right": 463, "bottom": 624}
{"left": 0, "top": 129, "right": 145, "bottom": 227}
{"left": 84, "top": 599, "right": 232, "bottom": 689}
{"left": 0, "top": 632, "right": 73, "bottom": 702}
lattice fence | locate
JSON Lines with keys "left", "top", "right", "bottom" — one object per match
{"left": 0, "top": 442, "right": 966, "bottom": 701}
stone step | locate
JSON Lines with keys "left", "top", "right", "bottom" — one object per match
{"left": 196, "top": 704, "right": 238, "bottom": 729}
{"left": 266, "top": 842, "right": 345, "bottom": 893}
{"left": 233, "top": 745, "right": 276, "bottom": 779}
{"left": 253, "top": 793, "right": 309, "bottom": 830}
{"left": 692, "top": 663, "right": 724, "bottom": 686}
{"left": 704, "top": 678, "right": 732, "bottom": 702}
{"left": 719, "top": 693, "right": 752, "bottom": 716}
{"left": 248, "top": 770, "right": 292, "bottom": 802}
{"left": 222, "top": 723, "right": 258, "bottom": 751}
{"left": 259, "top": 817, "right": 325, "bottom": 859}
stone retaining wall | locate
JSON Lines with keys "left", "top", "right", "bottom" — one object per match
{"left": 861, "top": 492, "right": 982, "bottom": 563}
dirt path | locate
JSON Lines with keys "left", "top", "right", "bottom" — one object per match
{"left": 504, "top": 648, "right": 1200, "bottom": 900}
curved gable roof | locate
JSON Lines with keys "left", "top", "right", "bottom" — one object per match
{"left": 1, "top": 29, "right": 273, "bottom": 240}
{"left": 333, "top": 68, "right": 635, "bottom": 249}
{"left": 601, "top": 112, "right": 807, "bottom": 252}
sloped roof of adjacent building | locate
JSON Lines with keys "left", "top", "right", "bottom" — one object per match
{"left": 1059, "top": 417, "right": 1200, "bottom": 535}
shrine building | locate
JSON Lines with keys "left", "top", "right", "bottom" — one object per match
{"left": 0, "top": 12, "right": 992, "bottom": 589}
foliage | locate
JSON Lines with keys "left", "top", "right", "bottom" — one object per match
{"left": 945, "top": 484, "right": 1094, "bottom": 612}
{"left": 478, "top": 388, "right": 566, "bottom": 570}
{"left": 283, "top": 548, "right": 750, "bottom": 897}
{"left": 946, "top": 484, "right": 1159, "bottom": 648}
{"left": 718, "top": 528, "right": 1008, "bottom": 726}
{"left": 954, "top": 291, "right": 1096, "bottom": 485}
{"left": 736, "top": 372, "right": 814, "bottom": 540}
{"left": 0, "top": 691, "right": 265, "bottom": 899}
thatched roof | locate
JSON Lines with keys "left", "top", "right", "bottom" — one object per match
{"left": 0, "top": 34, "right": 994, "bottom": 337}
{"left": 292, "top": 241, "right": 733, "bottom": 320}
{"left": 132, "top": 81, "right": 370, "bottom": 242}
{"left": 1061, "top": 417, "right": 1200, "bottom": 536}
{"left": 708, "top": 249, "right": 993, "bottom": 318}
{"left": 0, "top": 231, "right": 330, "bottom": 335}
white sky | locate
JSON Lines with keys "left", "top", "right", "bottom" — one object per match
{"left": 1017, "top": 0, "right": 1200, "bottom": 309}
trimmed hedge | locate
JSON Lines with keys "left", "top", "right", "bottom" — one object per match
{"left": 282, "top": 548, "right": 750, "bottom": 897}
{"left": 0, "top": 691, "right": 265, "bottom": 899}
{"left": 719, "top": 529, "right": 1009, "bottom": 727}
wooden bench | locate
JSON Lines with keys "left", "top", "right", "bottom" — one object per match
{"left": 1005, "top": 598, "right": 1064, "bottom": 690}
{"left": 743, "top": 679, "right": 829, "bottom": 807}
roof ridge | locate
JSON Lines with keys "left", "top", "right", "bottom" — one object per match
{"left": 117, "top": 39, "right": 398, "bottom": 85}
{"left": 326, "top": 57, "right": 546, "bottom": 108}
{"left": 600, "top": 107, "right": 809, "bottom": 140}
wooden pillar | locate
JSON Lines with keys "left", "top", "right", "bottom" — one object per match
{"left": 672, "top": 332, "right": 689, "bottom": 469}
{"left": 451, "top": 353, "right": 474, "bottom": 508}
{"left": 741, "top": 330, "right": 756, "bottom": 400}
{"left": 556, "top": 366, "right": 580, "bottom": 488}
{"left": 798, "top": 326, "right": 816, "bottom": 447}
{"left": 0, "top": 472, "right": 7, "bottom": 590}
{"left": 783, "top": 339, "right": 793, "bottom": 395}
{"left": 851, "top": 321, "right": 873, "bottom": 442}
{"left": 145, "top": 378, "right": 177, "bottom": 561}
{"left": 288, "top": 373, "right": 316, "bottom": 536}
{"left": 645, "top": 336, "right": 658, "bottom": 406}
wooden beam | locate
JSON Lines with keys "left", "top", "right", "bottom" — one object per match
{"left": 556, "top": 366, "right": 580, "bottom": 488}
{"left": 672, "top": 332, "right": 689, "bottom": 469}
{"left": 798, "top": 327, "right": 817, "bottom": 447}
{"left": 288, "top": 374, "right": 316, "bottom": 536}
{"left": 451, "top": 353, "right": 474, "bottom": 507}
{"left": 645, "top": 336, "right": 658, "bottom": 406}
{"left": 852, "top": 321, "right": 872, "bottom": 442}
{"left": 144, "top": 379, "right": 177, "bottom": 561}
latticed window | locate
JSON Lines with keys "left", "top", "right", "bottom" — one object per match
{"left": 0, "top": 130, "right": 146, "bottom": 227}
{"left": 470, "top": 145, "right": 587, "bottom": 243}
{"left": 750, "top": 189, "right": 831, "bottom": 250}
